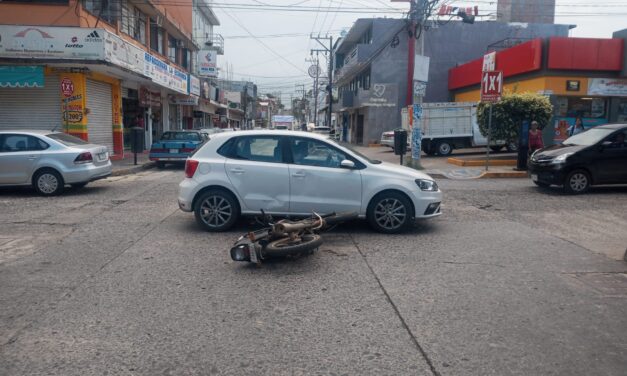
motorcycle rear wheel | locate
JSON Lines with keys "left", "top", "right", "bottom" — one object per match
{"left": 264, "top": 234, "right": 322, "bottom": 256}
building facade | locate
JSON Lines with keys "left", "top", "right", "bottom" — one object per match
{"left": 449, "top": 36, "right": 627, "bottom": 146}
{"left": 332, "top": 18, "right": 570, "bottom": 145}
{"left": 0, "top": 0, "right": 204, "bottom": 158}
{"left": 497, "top": 0, "right": 556, "bottom": 24}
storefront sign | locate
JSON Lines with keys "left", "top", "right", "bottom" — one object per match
{"left": 189, "top": 75, "right": 201, "bottom": 97}
{"left": 144, "top": 52, "right": 188, "bottom": 94}
{"left": 198, "top": 49, "right": 218, "bottom": 77}
{"left": 103, "top": 32, "right": 144, "bottom": 75}
{"left": 483, "top": 51, "right": 496, "bottom": 72}
{"left": 566, "top": 80, "right": 580, "bottom": 92}
{"left": 0, "top": 66, "right": 44, "bottom": 88}
{"left": 361, "top": 83, "right": 397, "bottom": 107}
{"left": 139, "top": 87, "right": 161, "bottom": 108}
{"left": 168, "top": 94, "right": 198, "bottom": 106}
{"left": 0, "top": 25, "right": 104, "bottom": 59}
{"left": 588, "top": 78, "right": 627, "bottom": 97}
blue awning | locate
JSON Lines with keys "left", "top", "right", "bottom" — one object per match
{"left": 0, "top": 66, "right": 44, "bottom": 88}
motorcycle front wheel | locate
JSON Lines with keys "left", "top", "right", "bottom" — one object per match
{"left": 264, "top": 234, "right": 322, "bottom": 256}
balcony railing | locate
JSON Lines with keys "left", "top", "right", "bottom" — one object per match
{"left": 203, "top": 33, "right": 224, "bottom": 55}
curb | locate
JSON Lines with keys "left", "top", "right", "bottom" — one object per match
{"left": 479, "top": 171, "right": 528, "bottom": 179}
{"left": 447, "top": 157, "right": 517, "bottom": 167}
{"left": 368, "top": 143, "right": 382, "bottom": 147}
{"left": 111, "top": 162, "right": 156, "bottom": 177}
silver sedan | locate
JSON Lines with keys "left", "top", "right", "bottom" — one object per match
{"left": 0, "top": 130, "right": 112, "bottom": 195}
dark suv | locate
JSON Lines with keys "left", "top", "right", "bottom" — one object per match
{"left": 528, "top": 124, "right": 627, "bottom": 194}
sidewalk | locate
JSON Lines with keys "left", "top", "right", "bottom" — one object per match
{"left": 352, "top": 145, "right": 528, "bottom": 180}
{"left": 110, "top": 151, "right": 155, "bottom": 176}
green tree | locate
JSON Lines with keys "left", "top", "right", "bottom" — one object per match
{"left": 477, "top": 93, "right": 553, "bottom": 142}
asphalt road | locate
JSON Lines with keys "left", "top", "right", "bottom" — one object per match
{"left": 1, "top": 169, "right": 626, "bottom": 375}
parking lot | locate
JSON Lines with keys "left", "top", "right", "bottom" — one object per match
{"left": 1, "top": 168, "right": 627, "bottom": 375}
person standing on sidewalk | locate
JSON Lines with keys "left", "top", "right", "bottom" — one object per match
{"left": 528, "top": 121, "right": 544, "bottom": 155}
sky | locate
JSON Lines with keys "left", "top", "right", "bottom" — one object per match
{"left": 211, "top": 0, "right": 627, "bottom": 104}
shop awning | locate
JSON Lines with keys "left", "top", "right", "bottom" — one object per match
{"left": 0, "top": 66, "right": 44, "bottom": 88}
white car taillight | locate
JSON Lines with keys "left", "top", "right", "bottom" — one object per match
{"left": 74, "top": 152, "right": 93, "bottom": 164}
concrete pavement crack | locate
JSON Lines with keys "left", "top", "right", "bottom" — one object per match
{"left": 348, "top": 233, "right": 440, "bottom": 376}
{"left": 440, "top": 261, "right": 505, "bottom": 268}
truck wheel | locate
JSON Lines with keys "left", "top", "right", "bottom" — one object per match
{"left": 506, "top": 142, "right": 518, "bottom": 152}
{"left": 436, "top": 141, "right": 452, "bottom": 156}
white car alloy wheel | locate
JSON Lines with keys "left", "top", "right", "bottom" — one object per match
{"left": 194, "top": 190, "right": 240, "bottom": 231}
{"left": 368, "top": 192, "right": 412, "bottom": 233}
{"left": 34, "top": 170, "right": 64, "bottom": 196}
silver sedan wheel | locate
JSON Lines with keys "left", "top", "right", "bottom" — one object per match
{"left": 569, "top": 172, "right": 588, "bottom": 193}
{"left": 199, "top": 195, "right": 233, "bottom": 228}
{"left": 37, "top": 173, "right": 59, "bottom": 195}
{"left": 373, "top": 198, "right": 407, "bottom": 231}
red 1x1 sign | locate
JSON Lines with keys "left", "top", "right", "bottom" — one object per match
{"left": 481, "top": 71, "right": 503, "bottom": 103}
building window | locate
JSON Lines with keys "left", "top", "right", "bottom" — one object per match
{"left": 168, "top": 36, "right": 178, "bottom": 62}
{"left": 181, "top": 49, "right": 191, "bottom": 70}
{"left": 150, "top": 19, "right": 164, "bottom": 54}
{"left": 121, "top": 3, "right": 146, "bottom": 44}
{"left": 84, "top": 0, "right": 118, "bottom": 25}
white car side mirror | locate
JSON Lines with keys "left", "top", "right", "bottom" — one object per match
{"left": 340, "top": 159, "right": 355, "bottom": 169}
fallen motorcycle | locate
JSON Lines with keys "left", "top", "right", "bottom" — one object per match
{"left": 230, "top": 211, "right": 357, "bottom": 263}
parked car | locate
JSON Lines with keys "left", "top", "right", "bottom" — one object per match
{"left": 149, "top": 130, "right": 206, "bottom": 168}
{"left": 312, "top": 126, "right": 331, "bottom": 135}
{"left": 197, "top": 128, "right": 222, "bottom": 138}
{"left": 528, "top": 123, "right": 627, "bottom": 194}
{"left": 380, "top": 130, "right": 411, "bottom": 151}
{"left": 0, "top": 130, "right": 111, "bottom": 195}
{"left": 178, "top": 130, "right": 442, "bottom": 233}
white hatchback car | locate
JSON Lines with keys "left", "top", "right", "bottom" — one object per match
{"left": 178, "top": 131, "right": 442, "bottom": 233}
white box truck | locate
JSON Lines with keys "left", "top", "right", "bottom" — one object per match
{"left": 381, "top": 102, "right": 517, "bottom": 156}
{"left": 417, "top": 102, "right": 517, "bottom": 156}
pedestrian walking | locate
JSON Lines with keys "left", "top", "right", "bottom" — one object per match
{"left": 569, "top": 116, "right": 585, "bottom": 136}
{"left": 528, "top": 120, "right": 544, "bottom": 155}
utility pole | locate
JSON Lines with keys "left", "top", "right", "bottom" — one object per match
{"left": 310, "top": 34, "right": 334, "bottom": 130}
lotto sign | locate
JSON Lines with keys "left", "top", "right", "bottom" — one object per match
{"left": 61, "top": 77, "right": 74, "bottom": 97}
{"left": 481, "top": 71, "right": 503, "bottom": 103}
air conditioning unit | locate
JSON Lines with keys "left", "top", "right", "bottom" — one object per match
{"left": 154, "top": 15, "right": 164, "bottom": 27}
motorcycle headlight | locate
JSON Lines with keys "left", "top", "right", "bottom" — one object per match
{"left": 416, "top": 179, "right": 438, "bottom": 191}
{"left": 551, "top": 153, "right": 573, "bottom": 164}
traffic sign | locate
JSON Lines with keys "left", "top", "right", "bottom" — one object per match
{"left": 481, "top": 71, "right": 503, "bottom": 103}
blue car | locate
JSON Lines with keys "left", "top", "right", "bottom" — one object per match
{"left": 149, "top": 130, "right": 207, "bottom": 168}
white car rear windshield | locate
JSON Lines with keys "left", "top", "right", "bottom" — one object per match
{"left": 47, "top": 133, "right": 88, "bottom": 146}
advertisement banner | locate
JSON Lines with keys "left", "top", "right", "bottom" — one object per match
{"left": 103, "top": 32, "right": 144, "bottom": 75}
{"left": 189, "top": 75, "right": 201, "bottom": 97}
{"left": 587, "top": 78, "right": 627, "bottom": 97}
{"left": 553, "top": 116, "right": 609, "bottom": 143}
{"left": 198, "top": 49, "right": 218, "bottom": 77}
{"left": 143, "top": 52, "right": 188, "bottom": 94}
{"left": 0, "top": 25, "right": 104, "bottom": 59}
{"left": 169, "top": 94, "right": 199, "bottom": 106}
{"left": 59, "top": 74, "right": 88, "bottom": 139}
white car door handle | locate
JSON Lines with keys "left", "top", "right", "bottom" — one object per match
{"left": 230, "top": 168, "right": 245, "bottom": 174}
{"left": 27, "top": 155, "right": 38, "bottom": 160}
{"left": 292, "top": 172, "right": 306, "bottom": 178}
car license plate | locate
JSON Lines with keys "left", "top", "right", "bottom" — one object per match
{"left": 170, "top": 148, "right": 179, "bottom": 154}
{"left": 97, "top": 152, "right": 107, "bottom": 161}
{"left": 531, "top": 174, "right": 538, "bottom": 181}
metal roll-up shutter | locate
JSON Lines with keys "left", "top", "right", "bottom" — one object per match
{"left": 0, "top": 75, "right": 62, "bottom": 131}
{"left": 86, "top": 79, "right": 114, "bottom": 153}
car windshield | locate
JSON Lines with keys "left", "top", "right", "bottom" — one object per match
{"left": 328, "top": 139, "right": 382, "bottom": 164}
{"left": 47, "top": 132, "right": 88, "bottom": 146}
{"left": 161, "top": 132, "right": 201, "bottom": 141}
{"left": 563, "top": 128, "right": 616, "bottom": 146}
